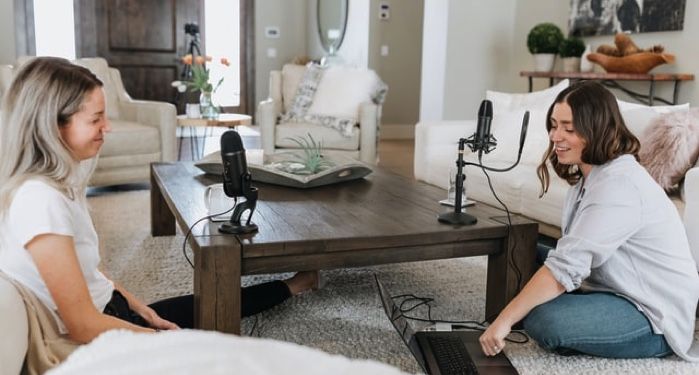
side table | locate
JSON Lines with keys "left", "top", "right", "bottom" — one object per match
{"left": 177, "top": 113, "right": 252, "bottom": 160}
{"left": 520, "top": 71, "right": 694, "bottom": 106}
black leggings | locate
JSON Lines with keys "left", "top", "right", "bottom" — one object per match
{"left": 103, "top": 280, "right": 291, "bottom": 329}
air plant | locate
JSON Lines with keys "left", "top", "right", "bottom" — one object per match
{"left": 284, "top": 133, "right": 334, "bottom": 174}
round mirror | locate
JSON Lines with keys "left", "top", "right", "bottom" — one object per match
{"left": 317, "top": 0, "right": 348, "bottom": 53}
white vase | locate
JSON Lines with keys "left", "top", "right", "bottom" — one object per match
{"left": 580, "top": 44, "right": 594, "bottom": 72}
{"left": 532, "top": 53, "right": 556, "bottom": 72}
{"left": 562, "top": 57, "right": 581, "bottom": 73}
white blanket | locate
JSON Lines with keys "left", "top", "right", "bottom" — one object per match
{"left": 47, "top": 329, "right": 410, "bottom": 375}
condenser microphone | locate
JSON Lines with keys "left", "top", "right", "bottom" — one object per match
{"left": 466, "top": 100, "right": 496, "bottom": 154}
{"left": 221, "top": 131, "right": 248, "bottom": 197}
{"left": 219, "top": 130, "right": 258, "bottom": 234}
{"left": 476, "top": 99, "right": 493, "bottom": 151}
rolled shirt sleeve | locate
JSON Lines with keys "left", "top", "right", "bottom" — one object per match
{"left": 545, "top": 176, "right": 642, "bottom": 292}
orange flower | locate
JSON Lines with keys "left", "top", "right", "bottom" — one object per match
{"left": 181, "top": 54, "right": 193, "bottom": 65}
{"left": 220, "top": 57, "right": 230, "bottom": 67}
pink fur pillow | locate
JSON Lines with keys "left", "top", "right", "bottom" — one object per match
{"left": 638, "top": 108, "right": 699, "bottom": 191}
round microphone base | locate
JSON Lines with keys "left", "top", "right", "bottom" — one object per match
{"left": 218, "top": 222, "right": 259, "bottom": 234}
{"left": 437, "top": 212, "right": 477, "bottom": 226}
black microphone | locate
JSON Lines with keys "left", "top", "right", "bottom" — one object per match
{"left": 518, "top": 111, "right": 530, "bottom": 155}
{"left": 219, "top": 130, "right": 259, "bottom": 234}
{"left": 476, "top": 99, "right": 493, "bottom": 152}
{"left": 221, "top": 131, "right": 248, "bottom": 197}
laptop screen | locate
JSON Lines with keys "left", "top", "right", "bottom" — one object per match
{"left": 374, "top": 274, "right": 427, "bottom": 372}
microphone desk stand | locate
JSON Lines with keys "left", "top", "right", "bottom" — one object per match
{"left": 219, "top": 173, "right": 259, "bottom": 234}
{"left": 438, "top": 138, "right": 478, "bottom": 226}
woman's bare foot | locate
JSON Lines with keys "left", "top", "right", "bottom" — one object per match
{"left": 284, "top": 271, "right": 321, "bottom": 296}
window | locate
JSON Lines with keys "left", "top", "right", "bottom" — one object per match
{"left": 33, "top": 0, "right": 76, "bottom": 59}
{"left": 205, "top": 0, "right": 240, "bottom": 107}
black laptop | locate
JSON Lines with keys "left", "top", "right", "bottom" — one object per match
{"left": 375, "top": 275, "right": 518, "bottom": 375}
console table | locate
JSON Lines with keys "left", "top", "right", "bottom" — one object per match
{"left": 520, "top": 71, "right": 694, "bottom": 106}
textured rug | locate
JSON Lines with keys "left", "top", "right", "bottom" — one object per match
{"left": 89, "top": 189, "right": 699, "bottom": 374}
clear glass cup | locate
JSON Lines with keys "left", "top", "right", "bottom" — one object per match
{"left": 447, "top": 166, "right": 467, "bottom": 204}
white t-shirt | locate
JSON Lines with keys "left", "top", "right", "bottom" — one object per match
{"left": 0, "top": 179, "right": 114, "bottom": 333}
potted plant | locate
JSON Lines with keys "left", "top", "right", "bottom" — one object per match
{"left": 527, "top": 23, "right": 564, "bottom": 72}
{"left": 559, "top": 37, "right": 586, "bottom": 72}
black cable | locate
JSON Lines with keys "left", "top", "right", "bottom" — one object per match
{"left": 390, "top": 293, "right": 529, "bottom": 344}
{"left": 248, "top": 315, "right": 259, "bottom": 336}
{"left": 476, "top": 154, "right": 523, "bottom": 292}
{"left": 182, "top": 200, "right": 237, "bottom": 268}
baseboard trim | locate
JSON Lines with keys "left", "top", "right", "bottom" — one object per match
{"left": 380, "top": 124, "right": 415, "bottom": 140}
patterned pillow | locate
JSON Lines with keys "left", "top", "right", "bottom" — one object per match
{"left": 281, "top": 63, "right": 387, "bottom": 138}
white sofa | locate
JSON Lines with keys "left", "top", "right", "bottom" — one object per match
{"left": 414, "top": 83, "right": 699, "bottom": 269}
{"left": 258, "top": 64, "right": 383, "bottom": 164}
{"left": 0, "top": 57, "right": 177, "bottom": 187}
{"left": 0, "top": 277, "right": 28, "bottom": 375}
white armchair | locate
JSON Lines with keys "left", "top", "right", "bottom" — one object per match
{"left": 73, "top": 58, "right": 177, "bottom": 186}
{"left": 258, "top": 64, "right": 383, "bottom": 164}
{"left": 0, "top": 57, "right": 177, "bottom": 187}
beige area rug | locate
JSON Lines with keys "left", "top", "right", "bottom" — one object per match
{"left": 89, "top": 189, "right": 699, "bottom": 374}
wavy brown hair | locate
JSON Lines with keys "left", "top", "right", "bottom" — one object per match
{"left": 536, "top": 81, "right": 640, "bottom": 196}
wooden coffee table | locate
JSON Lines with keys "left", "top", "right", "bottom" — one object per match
{"left": 150, "top": 162, "right": 538, "bottom": 334}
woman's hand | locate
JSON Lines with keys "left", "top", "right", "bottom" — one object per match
{"left": 479, "top": 318, "right": 511, "bottom": 356}
{"left": 138, "top": 306, "right": 180, "bottom": 331}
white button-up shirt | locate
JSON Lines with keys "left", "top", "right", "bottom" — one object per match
{"left": 545, "top": 154, "right": 699, "bottom": 361}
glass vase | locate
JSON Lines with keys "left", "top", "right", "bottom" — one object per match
{"left": 199, "top": 91, "right": 218, "bottom": 119}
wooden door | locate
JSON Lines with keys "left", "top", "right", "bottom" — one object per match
{"left": 74, "top": 0, "right": 202, "bottom": 109}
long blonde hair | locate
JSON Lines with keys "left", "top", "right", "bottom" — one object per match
{"left": 0, "top": 57, "right": 103, "bottom": 216}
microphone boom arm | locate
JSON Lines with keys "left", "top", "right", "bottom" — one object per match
{"left": 438, "top": 111, "right": 529, "bottom": 226}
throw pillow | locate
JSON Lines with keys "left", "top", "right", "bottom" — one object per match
{"left": 307, "top": 66, "right": 387, "bottom": 121}
{"left": 281, "top": 64, "right": 308, "bottom": 113}
{"left": 282, "top": 64, "right": 387, "bottom": 138}
{"left": 638, "top": 108, "right": 699, "bottom": 191}
{"left": 486, "top": 79, "right": 569, "bottom": 115}
{"left": 484, "top": 109, "right": 549, "bottom": 166}
{"left": 621, "top": 103, "right": 690, "bottom": 138}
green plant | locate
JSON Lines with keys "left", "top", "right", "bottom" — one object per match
{"left": 527, "top": 23, "right": 564, "bottom": 54}
{"left": 186, "top": 64, "right": 224, "bottom": 93}
{"left": 559, "top": 37, "right": 586, "bottom": 58}
{"left": 284, "top": 134, "right": 334, "bottom": 174}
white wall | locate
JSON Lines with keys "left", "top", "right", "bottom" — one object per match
{"left": 335, "top": 0, "right": 370, "bottom": 67}
{"left": 419, "top": 0, "right": 448, "bottom": 122}
{"left": 254, "top": 0, "right": 308, "bottom": 106}
{"left": 0, "top": 0, "right": 17, "bottom": 64}
{"left": 441, "top": 0, "right": 518, "bottom": 120}
{"left": 422, "top": 0, "right": 699, "bottom": 122}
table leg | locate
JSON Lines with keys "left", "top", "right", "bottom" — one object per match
{"left": 485, "top": 221, "right": 538, "bottom": 323}
{"left": 150, "top": 165, "right": 176, "bottom": 236}
{"left": 194, "top": 243, "right": 242, "bottom": 334}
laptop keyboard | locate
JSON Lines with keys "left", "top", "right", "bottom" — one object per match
{"left": 426, "top": 335, "right": 479, "bottom": 375}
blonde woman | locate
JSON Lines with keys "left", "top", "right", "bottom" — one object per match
{"left": 0, "top": 57, "right": 318, "bottom": 343}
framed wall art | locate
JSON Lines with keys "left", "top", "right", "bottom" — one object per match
{"left": 569, "top": 0, "right": 686, "bottom": 36}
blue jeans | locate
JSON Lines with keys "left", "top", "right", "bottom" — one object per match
{"left": 522, "top": 244, "right": 672, "bottom": 358}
